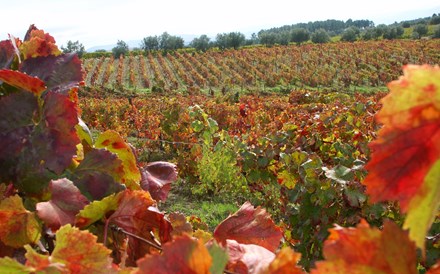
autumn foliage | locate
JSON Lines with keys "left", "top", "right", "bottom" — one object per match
{"left": 0, "top": 25, "right": 439, "bottom": 273}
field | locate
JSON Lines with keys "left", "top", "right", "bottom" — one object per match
{"left": 1, "top": 27, "right": 440, "bottom": 274}
{"left": 78, "top": 39, "right": 440, "bottom": 269}
{"left": 82, "top": 39, "right": 440, "bottom": 94}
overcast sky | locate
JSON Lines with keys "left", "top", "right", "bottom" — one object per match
{"left": 1, "top": 0, "right": 439, "bottom": 50}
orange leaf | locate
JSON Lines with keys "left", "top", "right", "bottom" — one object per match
{"left": 264, "top": 247, "right": 305, "bottom": 274}
{"left": 136, "top": 234, "right": 211, "bottom": 274}
{"left": 0, "top": 195, "right": 41, "bottom": 248}
{"left": 0, "top": 69, "right": 46, "bottom": 95}
{"left": 51, "top": 224, "right": 115, "bottom": 273}
{"left": 213, "top": 201, "right": 283, "bottom": 252}
{"left": 311, "top": 220, "right": 417, "bottom": 274}
{"left": 20, "top": 26, "right": 61, "bottom": 59}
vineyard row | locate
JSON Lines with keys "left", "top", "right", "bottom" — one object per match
{"left": 82, "top": 39, "right": 440, "bottom": 92}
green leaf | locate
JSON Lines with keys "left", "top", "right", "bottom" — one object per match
{"left": 75, "top": 194, "right": 119, "bottom": 228}
{"left": 208, "top": 242, "right": 228, "bottom": 274}
{"left": 191, "top": 120, "right": 204, "bottom": 132}
{"left": 403, "top": 160, "right": 440, "bottom": 255}
{"left": 0, "top": 257, "right": 32, "bottom": 273}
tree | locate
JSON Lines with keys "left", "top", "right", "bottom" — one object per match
{"left": 215, "top": 32, "right": 245, "bottom": 50}
{"left": 228, "top": 32, "right": 246, "bottom": 49}
{"left": 245, "top": 33, "right": 259, "bottom": 46}
{"left": 259, "top": 32, "right": 277, "bottom": 47}
{"left": 140, "top": 36, "right": 159, "bottom": 52}
{"left": 311, "top": 29, "right": 330, "bottom": 44}
{"left": 430, "top": 14, "right": 440, "bottom": 25}
{"left": 383, "top": 27, "right": 397, "bottom": 40}
{"left": 291, "top": 28, "right": 310, "bottom": 45}
{"left": 433, "top": 25, "right": 440, "bottom": 38}
{"left": 413, "top": 24, "right": 428, "bottom": 37}
{"left": 190, "top": 35, "right": 211, "bottom": 52}
{"left": 341, "top": 27, "right": 358, "bottom": 42}
{"left": 61, "top": 40, "right": 85, "bottom": 58}
{"left": 280, "top": 32, "right": 293, "bottom": 45}
{"left": 112, "top": 40, "right": 129, "bottom": 58}
{"left": 159, "top": 32, "right": 184, "bottom": 51}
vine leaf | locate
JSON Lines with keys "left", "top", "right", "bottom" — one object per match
{"left": 95, "top": 130, "right": 141, "bottom": 190}
{"left": 75, "top": 194, "right": 119, "bottom": 228}
{"left": 20, "top": 53, "right": 83, "bottom": 94}
{"left": 108, "top": 190, "right": 172, "bottom": 264}
{"left": 225, "top": 239, "right": 275, "bottom": 274}
{"left": 311, "top": 220, "right": 417, "bottom": 274}
{"left": 36, "top": 178, "right": 89, "bottom": 231}
{"left": 169, "top": 212, "right": 193, "bottom": 237}
{"left": 24, "top": 245, "right": 66, "bottom": 272}
{"left": 19, "top": 25, "right": 61, "bottom": 60}
{"left": 70, "top": 148, "right": 126, "bottom": 201}
{"left": 207, "top": 242, "right": 229, "bottom": 274}
{"left": 0, "top": 90, "right": 80, "bottom": 195}
{"left": 0, "top": 195, "right": 41, "bottom": 248}
{"left": 0, "top": 69, "right": 46, "bottom": 95}
{"left": 0, "top": 257, "right": 32, "bottom": 273}
{"left": 0, "top": 40, "right": 16, "bottom": 69}
{"left": 51, "top": 224, "right": 115, "bottom": 273}
{"left": 363, "top": 65, "right": 440, "bottom": 252}
{"left": 136, "top": 234, "right": 212, "bottom": 274}
{"left": 140, "top": 161, "right": 178, "bottom": 202}
{"left": 77, "top": 190, "right": 172, "bottom": 264}
{"left": 213, "top": 201, "right": 283, "bottom": 252}
{"left": 264, "top": 247, "right": 305, "bottom": 274}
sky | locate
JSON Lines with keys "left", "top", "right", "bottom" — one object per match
{"left": 1, "top": 0, "right": 439, "bottom": 50}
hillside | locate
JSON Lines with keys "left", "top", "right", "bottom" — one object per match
{"left": 82, "top": 39, "right": 440, "bottom": 95}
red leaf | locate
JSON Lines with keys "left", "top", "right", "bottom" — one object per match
{"left": 0, "top": 69, "right": 46, "bottom": 95}
{"left": 21, "top": 53, "right": 83, "bottom": 95}
{"left": 311, "top": 220, "right": 417, "bottom": 274}
{"left": 72, "top": 148, "right": 126, "bottom": 201}
{"left": 136, "top": 234, "right": 211, "bottom": 274}
{"left": 225, "top": 239, "right": 275, "bottom": 274}
{"left": 362, "top": 65, "right": 440, "bottom": 252}
{"left": 0, "top": 90, "right": 80, "bottom": 195}
{"left": 0, "top": 39, "right": 17, "bottom": 69}
{"left": 36, "top": 178, "right": 89, "bottom": 231}
{"left": 169, "top": 212, "right": 193, "bottom": 238}
{"left": 213, "top": 201, "right": 283, "bottom": 252}
{"left": 363, "top": 65, "right": 440, "bottom": 210}
{"left": 108, "top": 190, "right": 172, "bottom": 264}
{"left": 140, "top": 161, "right": 177, "bottom": 202}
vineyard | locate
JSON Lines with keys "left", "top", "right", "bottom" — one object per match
{"left": 82, "top": 39, "right": 440, "bottom": 93}
{"left": 1, "top": 25, "right": 440, "bottom": 274}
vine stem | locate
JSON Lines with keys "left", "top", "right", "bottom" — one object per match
{"left": 111, "top": 225, "right": 162, "bottom": 251}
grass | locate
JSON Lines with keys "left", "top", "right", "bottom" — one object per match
{"left": 160, "top": 179, "right": 239, "bottom": 231}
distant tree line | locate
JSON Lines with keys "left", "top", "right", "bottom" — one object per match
{"left": 67, "top": 14, "right": 440, "bottom": 58}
